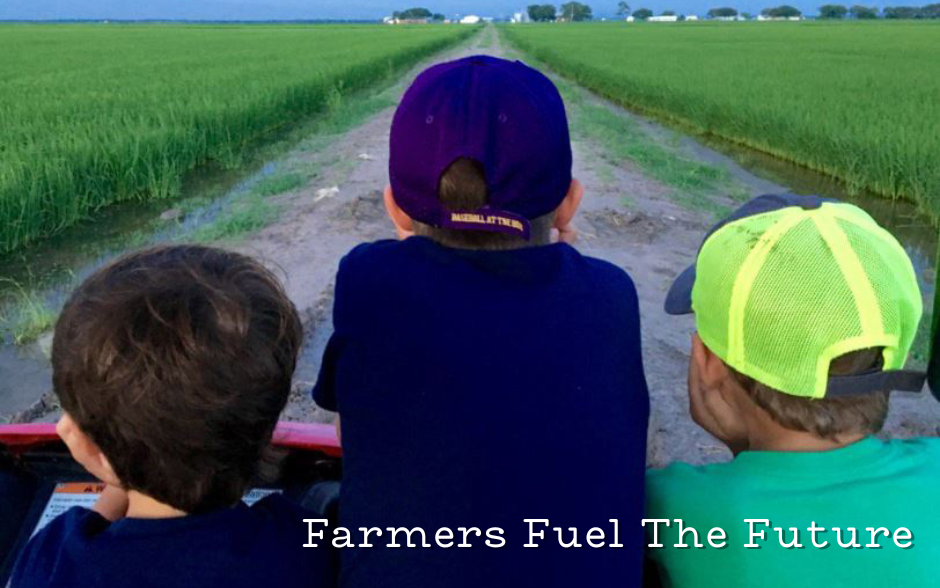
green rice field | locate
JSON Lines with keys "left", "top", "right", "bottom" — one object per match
{"left": 502, "top": 21, "right": 940, "bottom": 221}
{"left": 0, "top": 24, "right": 474, "bottom": 253}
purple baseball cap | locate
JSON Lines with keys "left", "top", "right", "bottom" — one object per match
{"left": 389, "top": 55, "right": 573, "bottom": 240}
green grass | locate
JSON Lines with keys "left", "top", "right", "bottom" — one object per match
{"left": 910, "top": 310, "right": 932, "bottom": 369}
{"left": 500, "top": 39, "right": 743, "bottom": 217}
{"left": 252, "top": 173, "right": 307, "bottom": 197}
{"left": 502, "top": 21, "right": 940, "bottom": 222}
{"left": 0, "top": 23, "right": 475, "bottom": 253}
{"left": 188, "top": 194, "right": 278, "bottom": 243}
{"left": 0, "top": 279, "right": 56, "bottom": 345}
{"left": 563, "top": 82, "right": 741, "bottom": 216}
{"left": 178, "top": 56, "right": 420, "bottom": 244}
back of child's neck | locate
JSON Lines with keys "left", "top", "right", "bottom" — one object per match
{"left": 126, "top": 490, "right": 187, "bottom": 519}
{"left": 748, "top": 427, "right": 866, "bottom": 454}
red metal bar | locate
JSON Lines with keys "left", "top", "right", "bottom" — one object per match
{"left": 0, "top": 423, "right": 57, "bottom": 451}
{"left": 0, "top": 421, "right": 342, "bottom": 457}
{"left": 272, "top": 421, "right": 343, "bottom": 458}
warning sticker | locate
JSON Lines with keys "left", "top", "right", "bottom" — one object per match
{"left": 31, "top": 483, "right": 106, "bottom": 536}
{"left": 32, "top": 483, "right": 280, "bottom": 537}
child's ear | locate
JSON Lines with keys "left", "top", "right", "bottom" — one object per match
{"left": 692, "top": 333, "right": 731, "bottom": 390}
{"left": 383, "top": 185, "right": 415, "bottom": 240}
{"left": 553, "top": 178, "right": 584, "bottom": 231}
{"left": 57, "top": 414, "right": 121, "bottom": 487}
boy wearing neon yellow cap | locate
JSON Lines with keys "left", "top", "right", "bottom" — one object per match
{"left": 646, "top": 194, "right": 940, "bottom": 587}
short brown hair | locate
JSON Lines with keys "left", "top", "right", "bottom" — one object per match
{"left": 413, "top": 158, "right": 555, "bottom": 250}
{"left": 52, "top": 246, "right": 302, "bottom": 513}
{"left": 731, "top": 348, "right": 889, "bottom": 439}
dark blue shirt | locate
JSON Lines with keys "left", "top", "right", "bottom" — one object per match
{"left": 314, "top": 237, "right": 650, "bottom": 588}
{"left": 11, "top": 494, "right": 335, "bottom": 588}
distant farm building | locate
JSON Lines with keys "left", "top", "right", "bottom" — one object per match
{"left": 686, "top": 14, "right": 699, "bottom": 20}
{"left": 757, "top": 14, "right": 802, "bottom": 20}
{"left": 383, "top": 16, "right": 430, "bottom": 24}
{"left": 511, "top": 11, "right": 531, "bottom": 22}
{"left": 460, "top": 14, "right": 482, "bottom": 24}
{"left": 648, "top": 14, "right": 679, "bottom": 21}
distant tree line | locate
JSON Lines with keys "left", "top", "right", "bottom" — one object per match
{"left": 630, "top": 4, "right": 800, "bottom": 18}
{"left": 707, "top": 6, "right": 739, "bottom": 16}
{"left": 691, "top": 2, "right": 940, "bottom": 18}
{"left": 884, "top": 3, "right": 940, "bottom": 17}
{"left": 820, "top": 2, "right": 940, "bottom": 17}
{"left": 761, "top": 5, "right": 803, "bottom": 16}
{"left": 527, "top": 2, "right": 593, "bottom": 20}
{"left": 392, "top": 7, "right": 445, "bottom": 21}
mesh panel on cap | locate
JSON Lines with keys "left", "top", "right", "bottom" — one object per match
{"left": 693, "top": 210, "right": 792, "bottom": 374}
{"left": 742, "top": 214, "right": 862, "bottom": 397}
{"left": 692, "top": 201, "right": 923, "bottom": 399}
{"left": 836, "top": 216, "right": 922, "bottom": 370}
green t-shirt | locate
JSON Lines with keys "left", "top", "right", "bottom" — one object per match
{"left": 645, "top": 437, "right": 940, "bottom": 588}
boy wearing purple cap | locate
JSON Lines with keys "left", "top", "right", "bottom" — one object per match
{"left": 313, "top": 56, "right": 650, "bottom": 587}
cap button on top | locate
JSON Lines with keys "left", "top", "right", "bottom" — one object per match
{"left": 799, "top": 195, "right": 825, "bottom": 210}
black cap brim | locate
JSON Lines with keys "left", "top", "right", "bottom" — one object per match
{"left": 664, "top": 264, "right": 696, "bottom": 315}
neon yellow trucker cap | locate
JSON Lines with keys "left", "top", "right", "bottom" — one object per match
{"left": 665, "top": 194, "right": 925, "bottom": 399}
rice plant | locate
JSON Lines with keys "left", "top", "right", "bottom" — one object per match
{"left": 502, "top": 21, "right": 940, "bottom": 222}
{"left": 0, "top": 24, "right": 475, "bottom": 253}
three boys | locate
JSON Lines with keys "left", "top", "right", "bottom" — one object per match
{"left": 10, "top": 55, "right": 938, "bottom": 588}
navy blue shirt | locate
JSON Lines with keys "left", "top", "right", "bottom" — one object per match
{"left": 11, "top": 494, "right": 335, "bottom": 588}
{"left": 314, "top": 237, "right": 650, "bottom": 588}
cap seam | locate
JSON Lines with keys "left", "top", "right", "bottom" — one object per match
{"left": 726, "top": 210, "right": 808, "bottom": 368}
{"left": 811, "top": 213, "right": 885, "bottom": 339}
{"left": 826, "top": 205, "right": 910, "bottom": 261}
{"left": 810, "top": 212, "right": 886, "bottom": 397}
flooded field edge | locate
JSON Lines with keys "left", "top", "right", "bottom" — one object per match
{"left": 1, "top": 25, "right": 936, "bottom": 427}
{"left": 500, "top": 27, "right": 936, "bottom": 301}
{"left": 0, "top": 30, "right": 487, "bottom": 421}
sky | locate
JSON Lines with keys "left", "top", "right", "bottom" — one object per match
{"left": 0, "top": 0, "right": 830, "bottom": 22}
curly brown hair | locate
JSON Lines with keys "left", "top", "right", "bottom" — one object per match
{"left": 52, "top": 245, "right": 302, "bottom": 513}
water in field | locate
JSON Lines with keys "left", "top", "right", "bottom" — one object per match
{"left": 691, "top": 133, "right": 937, "bottom": 298}
{"left": 0, "top": 159, "right": 282, "bottom": 419}
{"left": 614, "top": 104, "right": 937, "bottom": 301}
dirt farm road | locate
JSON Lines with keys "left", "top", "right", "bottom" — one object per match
{"left": 12, "top": 26, "right": 940, "bottom": 466}
{"left": 226, "top": 26, "right": 940, "bottom": 465}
